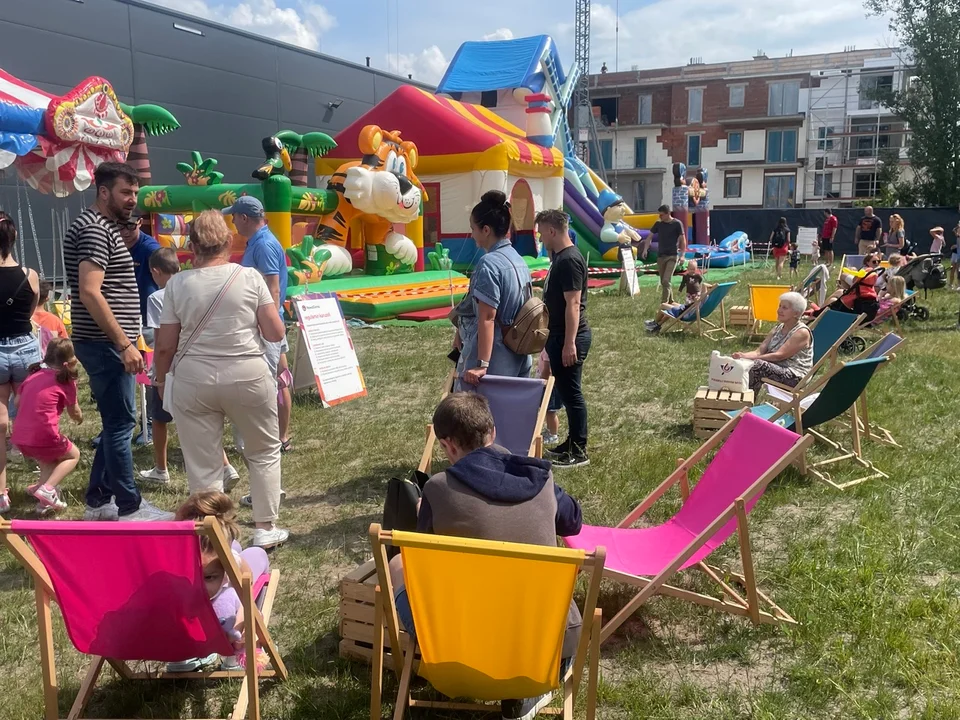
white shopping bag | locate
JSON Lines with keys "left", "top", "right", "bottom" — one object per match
{"left": 708, "top": 350, "right": 752, "bottom": 392}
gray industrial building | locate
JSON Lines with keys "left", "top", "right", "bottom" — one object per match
{"left": 0, "top": 0, "right": 430, "bottom": 274}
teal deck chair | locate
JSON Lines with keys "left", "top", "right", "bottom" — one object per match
{"left": 733, "top": 356, "right": 889, "bottom": 490}
{"left": 852, "top": 332, "right": 905, "bottom": 447}
{"left": 659, "top": 282, "right": 738, "bottom": 340}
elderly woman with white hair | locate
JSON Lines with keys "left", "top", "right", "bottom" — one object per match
{"left": 733, "top": 291, "right": 813, "bottom": 393}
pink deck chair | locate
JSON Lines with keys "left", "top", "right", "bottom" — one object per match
{"left": 564, "top": 412, "right": 813, "bottom": 644}
{"left": 0, "top": 517, "right": 287, "bottom": 720}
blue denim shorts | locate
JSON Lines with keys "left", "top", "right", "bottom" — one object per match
{"left": 0, "top": 334, "right": 41, "bottom": 385}
{"left": 547, "top": 386, "right": 564, "bottom": 412}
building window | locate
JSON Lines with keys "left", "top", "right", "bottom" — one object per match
{"left": 854, "top": 172, "right": 878, "bottom": 198}
{"left": 634, "top": 137, "right": 647, "bottom": 168}
{"left": 859, "top": 73, "right": 894, "bottom": 110}
{"left": 817, "top": 126, "right": 835, "bottom": 151}
{"left": 813, "top": 172, "right": 834, "bottom": 198}
{"left": 768, "top": 81, "right": 800, "bottom": 116}
{"left": 766, "top": 129, "right": 798, "bottom": 163}
{"left": 634, "top": 179, "right": 647, "bottom": 211}
{"left": 423, "top": 182, "right": 442, "bottom": 247}
{"left": 727, "top": 131, "right": 743, "bottom": 154}
{"left": 687, "top": 134, "right": 701, "bottom": 166}
{"left": 764, "top": 174, "right": 796, "bottom": 208}
{"left": 724, "top": 173, "right": 742, "bottom": 198}
{"left": 589, "top": 139, "right": 613, "bottom": 171}
{"left": 592, "top": 97, "right": 618, "bottom": 126}
{"left": 688, "top": 88, "right": 703, "bottom": 124}
{"left": 729, "top": 84, "right": 745, "bottom": 108}
{"left": 638, "top": 94, "right": 652, "bottom": 125}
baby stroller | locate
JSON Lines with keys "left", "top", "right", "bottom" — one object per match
{"left": 895, "top": 253, "right": 944, "bottom": 320}
{"left": 816, "top": 266, "right": 886, "bottom": 355}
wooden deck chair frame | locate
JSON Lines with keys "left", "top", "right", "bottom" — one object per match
{"left": 417, "top": 370, "right": 555, "bottom": 474}
{"left": 850, "top": 334, "right": 905, "bottom": 447}
{"left": 368, "top": 525, "right": 605, "bottom": 720}
{"left": 746, "top": 284, "right": 792, "bottom": 340}
{"left": 761, "top": 359, "right": 889, "bottom": 490}
{"left": 763, "top": 311, "right": 866, "bottom": 399}
{"left": 657, "top": 283, "right": 736, "bottom": 341}
{"left": 593, "top": 412, "right": 812, "bottom": 644}
{"left": 0, "top": 517, "right": 288, "bottom": 720}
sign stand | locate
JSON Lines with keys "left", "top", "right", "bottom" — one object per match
{"left": 797, "top": 227, "right": 819, "bottom": 264}
{"left": 291, "top": 294, "right": 366, "bottom": 407}
{"left": 618, "top": 246, "right": 639, "bottom": 296}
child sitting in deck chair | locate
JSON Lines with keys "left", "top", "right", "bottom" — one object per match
{"left": 645, "top": 260, "right": 712, "bottom": 333}
{"left": 168, "top": 491, "right": 271, "bottom": 673}
{"left": 390, "top": 392, "right": 583, "bottom": 720}
{"left": 877, "top": 275, "right": 907, "bottom": 317}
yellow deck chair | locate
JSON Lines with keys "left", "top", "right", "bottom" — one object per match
{"left": 418, "top": 370, "right": 554, "bottom": 474}
{"left": 747, "top": 284, "right": 791, "bottom": 338}
{"left": 369, "top": 525, "right": 605, "bottom": 719}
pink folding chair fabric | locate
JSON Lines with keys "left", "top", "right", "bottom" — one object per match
{"left": 565, "top": 413, "right": 800, "bottom": 575}
{"left": 10, "top": 520, "right": 233, "bottom": 662}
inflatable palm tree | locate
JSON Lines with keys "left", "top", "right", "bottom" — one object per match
{"left": 119, "top": 103, "right": 180, "bottom": 184}
{"left": 275, "top": 130, "right": 337, "bottom": 186}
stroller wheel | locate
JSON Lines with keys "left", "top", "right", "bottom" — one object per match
{"left": 854, "top": 337, "right": 866, "bottom": 353}
{"left": 916, "top": 306, "right": 930, "bottom": 321}
{"left": 896, "top": 308, "right": 907, "bottom": 321}
{"left": 840, "top": 337, "right": 861, "bottom": 355}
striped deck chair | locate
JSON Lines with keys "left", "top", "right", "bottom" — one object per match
{"left": 369, "top": 525, "right": 605, "bottom": 719}
{"left": 419, "top": 372, "right": 554, "bottom": 473}
{"left": 564, "top": 412, "right": 811, "bottom": 643}
{"left": 657, "top": 281, "right": 738, "bottom": 340}
{"left": 0, "top": 517, "right": 286, "bottom": 720}
{"left": 737, "top": 356, "right": 889, "bottom": 489}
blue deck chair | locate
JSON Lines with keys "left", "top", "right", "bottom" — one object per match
{"left": 659, "top": 281, "right": 738, "bottom": 340}
{"left": 418, "top": 372, "right": 555, "bottom": 473}
{"left": 733, "top": 356, "right": 889, "bottom": 489}
{"left": 851, "top": 332, "right": 905, "bottom": 446}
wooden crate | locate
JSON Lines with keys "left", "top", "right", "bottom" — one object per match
{"left": 693, "top": 386, "right": 755, "bottom": 439}
{"left": 728, "top": 305, "right": 754, "bottom": 328}
{"left": 339, "top": 559, "right": 419, "bottom": 666}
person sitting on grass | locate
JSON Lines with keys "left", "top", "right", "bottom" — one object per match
{"left": 138, "top": 248, "right": 240, "bottom": 488}
{"left": 733, "top": 291, "right": 813, "bottom": 394}
{"left": 10, "top": 338, "right": 83, "bottom": 513}
{"left": 644, "top": 260, "right": 710, "bottom": 333}
{"left": 389, "top": 392, "right": 583, "bottom": 720}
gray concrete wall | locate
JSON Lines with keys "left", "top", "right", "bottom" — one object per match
{"left": 0, "top": 0, "right": 429, "bottom": 277}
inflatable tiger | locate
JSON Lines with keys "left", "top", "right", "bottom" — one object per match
{"left": 315, "top": 125, "right": 423, "bottom": 276}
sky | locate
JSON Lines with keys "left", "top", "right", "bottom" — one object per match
{"left": 144, "top": 0, "right": 896, "bottom": 84}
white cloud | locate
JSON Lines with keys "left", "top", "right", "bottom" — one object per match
{"left": 556, "top": 0, "right": 891, "bottom": 72}
{"left": 146, "top": 0, "right": 336, "bottom": 51}
{"left": 386, "top": 46, "right": 449, "bottom": 84}
{"left": 482, "top": 28, "right": 515, "bottom": 41}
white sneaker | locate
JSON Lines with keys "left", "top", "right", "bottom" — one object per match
{"left": 241, "top": 490, "right": 286, "bottom": 507}
{"left": 541, "top": 431, "right": 560, "bottom": 446}
{"left": 220, "top": 654, "right": 242, "bottom": 670}
{"left": 252, "top": 526, "right": 289, "bottom": 548}
{"left": 222, "top": 464, "right": 241, "bottom": 492}
{"left": 138, "top": 467, "right": 170, "bottom": 485}
{"left": 166, "top": 653, "right": 220, "bottom": 673}
{"left": 119, "top": 499, "right": 175, "bottom": 522}
{"left": 27, "top": 484, "right": 67, "bottom": 512}
{"left": 84, "top": 500, "right": 119, "bottom": 521}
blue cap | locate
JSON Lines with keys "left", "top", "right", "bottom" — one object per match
{"left": 222, "top": 195, "right": 265, "bottom": 218}
{"left": 597, "top": 188, "right": 624, "bottom": 216}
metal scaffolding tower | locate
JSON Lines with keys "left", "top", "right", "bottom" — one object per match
{"left": 571, "top": 0, "right": 606, "bottom": 179}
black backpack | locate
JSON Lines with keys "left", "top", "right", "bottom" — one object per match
{"left": 771, "top": 226, "right": 788, "bottom": 249}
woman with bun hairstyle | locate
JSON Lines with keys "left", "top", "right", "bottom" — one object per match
{"left": 453, "top": 190, "right": 533, "bottom": 390}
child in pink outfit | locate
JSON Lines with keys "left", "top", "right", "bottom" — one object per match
{"left": 10, "top": 338, "right": 82, "bottom": 512}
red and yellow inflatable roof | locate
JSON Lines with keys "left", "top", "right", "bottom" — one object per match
{"left": 316, "top": 85, "right": 563, "bottom": 177}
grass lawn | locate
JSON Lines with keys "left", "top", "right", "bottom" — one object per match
{"left": 3, "top": 261, "right": 960, "bottom": 719}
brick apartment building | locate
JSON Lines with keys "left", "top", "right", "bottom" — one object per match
{"left": 587, "top": 48, "right": 910, "bottom": 211}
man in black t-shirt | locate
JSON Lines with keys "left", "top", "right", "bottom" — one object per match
{"left": 537, "top": 210, "right": 591, "bottom": 468}
{"left": 855, "top": 206, "right": 882, "bottom": 255}
{"left": 646, "top": 205, "right": 687, "bottom": 303}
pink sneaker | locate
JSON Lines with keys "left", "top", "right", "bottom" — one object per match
{"left": 27, "top": 484, "right": 67, "bottom": 512}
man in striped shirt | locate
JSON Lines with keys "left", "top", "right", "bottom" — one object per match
{"left": 65, "top": 162, "right": 172, "bottom": 522}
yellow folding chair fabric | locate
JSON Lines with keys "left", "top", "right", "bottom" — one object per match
{"left": 398, "top": 533, "right": 583, "bottom": 701}
{"left": 750, "top": 285, "right": 791, "bottom": 323}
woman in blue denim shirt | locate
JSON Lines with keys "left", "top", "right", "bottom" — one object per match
{"left": 0, "top": 214, "right": 41, "bottom": 513}
{"left": 453, "top": 191, "right": 532, "bottom": 390}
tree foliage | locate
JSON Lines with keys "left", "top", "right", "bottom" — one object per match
{"left": 866, "top": 0, "right": 960, "bottom": 206}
